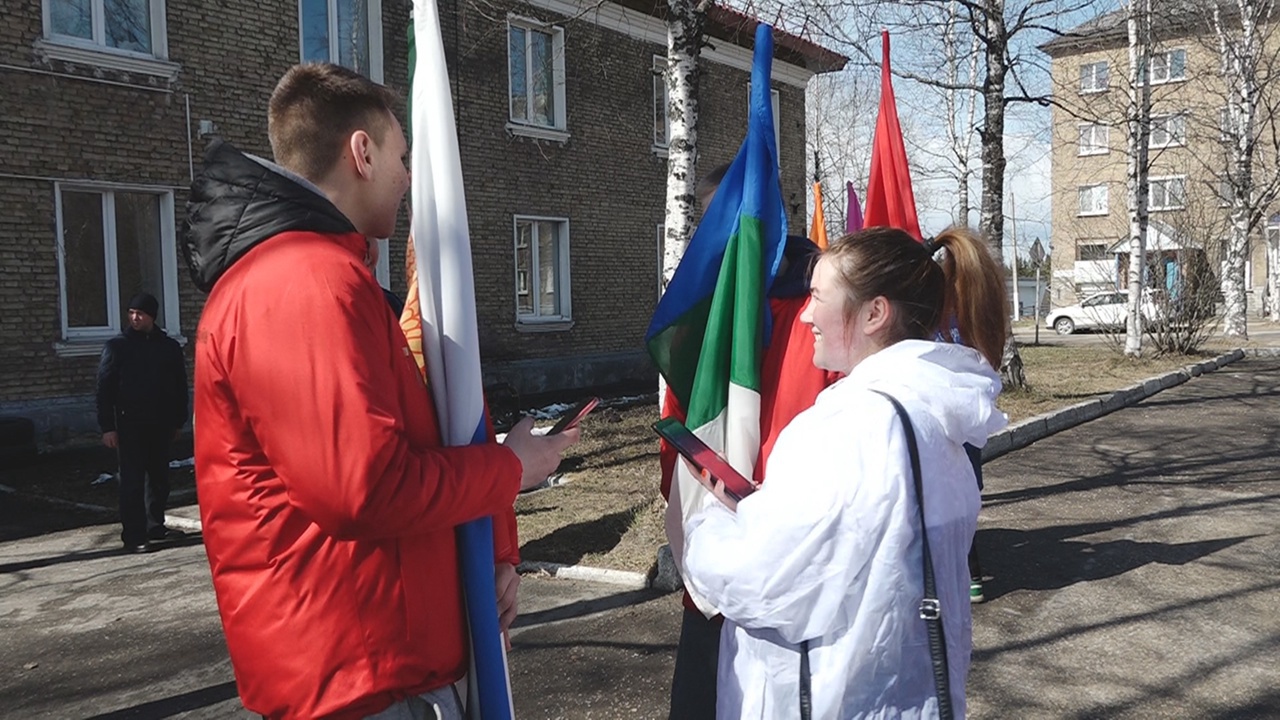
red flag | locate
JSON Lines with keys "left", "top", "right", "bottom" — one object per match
{"left": 810, "top": 181, "right": 829, "bottom": 249}
{"left": 863, "top": 30, "right": 921, "bottom": 241}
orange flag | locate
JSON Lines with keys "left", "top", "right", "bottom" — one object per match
{"left": 809, "top": 181, "right": 829, "bottom": 249}
{"left": 863, "top": 30, "right": 921, "bottom": 240}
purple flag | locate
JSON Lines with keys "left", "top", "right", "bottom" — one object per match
{"left": 846, "top": 181, "right": 864, "bottom": 233}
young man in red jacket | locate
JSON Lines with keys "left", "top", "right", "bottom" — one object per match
{"left": 186, "top": 64, "right": 576, "bottom": 720}
{"left": 661, "top": 165, "right": 838, "bottom": 718}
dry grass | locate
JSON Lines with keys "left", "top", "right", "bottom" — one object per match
{"left": 997, "top": 344, "right": 1204, "bottom": 422}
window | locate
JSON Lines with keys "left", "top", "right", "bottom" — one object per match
{"left": 1078, "top": 123, "right": 1109, "bottom": 155}
{"left": 1079, "top": 61, "right": 1109, "bottom": 93}
{"left": 514, "top": 217, "right": 571, "bottom": 323}
{"left": 1149, "top": 49, "right": 1187, "bottom": 84}
{"left": 40, "top": 0, "right": 175, "bottom": 77}
{"left": 507, "top": 17, "right": 567, "bottom": 140}
{"left": 1077, "top": 243, "right": 1109, "bottom": 261}
{"left": 654, "top": 56, "right": 670, "bottom": 150}
{"left": 1078, "top": 184, "right": 1109, "bottom": 216}
{"left": 299, "top": 0, "right": 384, "bottom": 81}
{"left": 1149, "top": 176, "right": 1186, "bottom": 211}
{"left": 1213, "top": 175, "right": 1233, "bottom": 206}
{"left": 746, "top": 83, "right": 783, "bottom": 162}
{"left": 1149, "top": 113, "right": 1186, "bottom": 148}
{"left": 55, "top": 184, "right": 181, "bottom": 351}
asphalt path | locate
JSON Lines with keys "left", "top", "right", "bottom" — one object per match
{"left": 2, "top": 358, "right": 1277, "bottom": 718}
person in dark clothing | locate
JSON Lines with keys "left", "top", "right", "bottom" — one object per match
{"left": 96, "top": 292, "right": 189, "bottom": 553}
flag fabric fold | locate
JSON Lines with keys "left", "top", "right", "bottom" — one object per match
{"left": 404, "top": 1, "right": 513, "bottom": 717}
{"left": 645, "top": 24, "right": 787, "bottom": 616}
{"left": 810, "top": 181, "right": 829, "bottom": 250}
{"left": 863, "top": 30, "right": 921, "bottom": 240}
{"left": 846, "top": 180, "right": 864, "bottom": 233}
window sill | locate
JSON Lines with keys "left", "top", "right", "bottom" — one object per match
{"left": 1148, "top": 143, "right": 1185, "bottom": 150}
{"left": 35, "top": 38, "right": 180, "bottom": 81}
{"left": 1077, "top": 150, "right": 1109, "bottom": 157}
{"left": 515, "top": 319, "right": 574, "bottom": 333}
{"left": 506, "top": 122, "right": 570, "bottom": 144}
{"left": 1077, "top": 212, "right": 1109, "bottom": 218}
{"left": 1149, "top": 77, "right": 1186, "bottom": 87}
{"left": 54, "top": 334, "right": 187, "bottom": 358}
{"left": 652, "top": 144, "right": 670, "bottom": 158}
{"left": 1149, "top": 207, "right": 1185, "bottom": 213}
{"left": 1079, "top": 88, "right": 1108, "bottom": 95}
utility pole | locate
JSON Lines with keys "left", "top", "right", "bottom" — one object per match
{"left": 1010, "top": 191, "right": 1019, "bottom": 322}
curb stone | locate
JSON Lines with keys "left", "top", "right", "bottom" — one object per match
{"left": 981, "top": 348, "right": 1245, "bottom": 462}
{"left": 516, "top": 560, "right": 649, "bottom": 590}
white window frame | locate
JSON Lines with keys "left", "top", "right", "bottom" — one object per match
{"left": 1149, "top": 175, "right": 1187, "bottom": 211}
{"left": 1149, "top": 49, "right": 1187, "bottom": 85}
{"left": 513, "top": 215, "right": 572, "bottom": 326}
{"left": 53, "top": 182, "right": 183, "bottom": 356}
{"left": 506, "top": 16, "right": 569, "bottom": 142}
{"left": 1149, "top": 113, "right": 1187, "bottom": 148}
{"left": 38, "top": 0, "right": 177, "bottom": 79}
{"left": 1217, "top": 175, "right": 1235, "bottom": 208}
{"left": 296, "top": 0, "right": 385, "bottom": 82}
{"left": 1078, "top": 184, "right": 1109, "bottom": 217}
{"left": 746, "top": 83, "right": 783, "bottom": 163}
{"left": 653, "top": 55, "right": 670, "bottom": 154}
{"left": 1079, "top": 61, "right": 1109, "bottom": 93}
{"left": 1077, "top": 123, "right": 1109, "bottom": 156}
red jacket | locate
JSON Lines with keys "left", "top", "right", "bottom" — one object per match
{"left": 659, "top": 295, "right": 838, "bottom": 611}
{"left": 189, "top": 141, "right": 522, "bottom": 720}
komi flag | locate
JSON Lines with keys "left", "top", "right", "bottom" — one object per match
{"left": 846, "top": 180, "right": 864, "bottom": 233}
{"left": 810, "top": 181, "right": 829, "bottom": 250}
{"left": 645, "top": 24, "right": 787, "bottom": 615}
{"left": 402, "top": 1, "right": 514, "bottom": 717}
{"left": 863, "top": 30, "right": 921, "bottom": 240}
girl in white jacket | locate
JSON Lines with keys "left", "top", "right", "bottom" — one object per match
{"left": 682, "top": 226, "right": 1009, "bottom": 720}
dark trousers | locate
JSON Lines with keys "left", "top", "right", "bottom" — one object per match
{"left": 669, "top": 607, "right": 722, "bottom": 719}
{"left": 117, "top": 422, "right": 172, "bottom": 545}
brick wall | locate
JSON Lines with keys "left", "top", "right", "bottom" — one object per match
{"left": 0, "top": 0, "right": 816, "bottom": 434}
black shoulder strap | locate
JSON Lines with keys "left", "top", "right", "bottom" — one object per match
{"left": 870, "top": 389, "right": 955, "bottom": 720}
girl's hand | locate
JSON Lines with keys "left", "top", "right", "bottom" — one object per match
{"left": 678, "top": 458, "right": 739, "bottom": 512}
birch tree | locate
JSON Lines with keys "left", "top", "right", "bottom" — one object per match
{"left": 660, "top": 0, "right": 708, "bottom": 293}
{"left": 1124, "top": 0, "right": 1152, "bottom": 356}
{"left": 1207, "top": 0, "right": 1280, "bottom": 334}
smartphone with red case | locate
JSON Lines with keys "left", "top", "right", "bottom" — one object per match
{"left": 652, "top": 418, "right": 757, "bottom": 502}
{"left": 548, "top": 397, "right": 600, "bottom": 435}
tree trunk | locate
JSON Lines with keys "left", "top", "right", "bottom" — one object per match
{"left": 977, "top": 0, "right": 1007, "bottom": 258}
{"left": 661, "top": 0, "right": 705, "bottom": 293}
{"left": 1124, "top": 0, "right": 1152, "bottom": 357}
{"left": 1267, "top": 228, "right": 1280, "bottom": 321}
{"left": 1215, "top": 0, "right": 1261, "bottom": 338}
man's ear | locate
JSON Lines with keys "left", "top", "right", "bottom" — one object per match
{"left": 348, "top": 130, "right": 375, "bottom": 181}
{"left": 863, "top": 295, "right": 893, "bottom": 335}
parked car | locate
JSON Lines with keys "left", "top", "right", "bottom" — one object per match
{"left": 1045, "top": 290, "right": 1161, "bottom": 335}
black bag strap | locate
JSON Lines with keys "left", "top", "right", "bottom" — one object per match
{"left": 871, "top": 389, "right": 955, "bottom": 720}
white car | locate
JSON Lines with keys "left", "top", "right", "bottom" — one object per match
{"left": 1045, "top": 290, "right": 1160, "bottom": 335}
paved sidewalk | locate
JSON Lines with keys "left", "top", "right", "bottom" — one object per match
{"left": 2, "top": 358, "right": 1278, "bottom": 718}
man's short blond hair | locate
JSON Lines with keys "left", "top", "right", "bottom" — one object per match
{"left": 267, "top": 63, "right": 403, "bottom": 181}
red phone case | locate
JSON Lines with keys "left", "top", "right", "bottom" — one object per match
{"left": 549, "top": 397, "right": 599, "bottom": 435}
{"left": 653, "top": 418, "right": 757, "bottom": 501}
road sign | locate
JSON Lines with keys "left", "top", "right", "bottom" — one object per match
{"left": 1029, "top": 237, "right": 1046, "bottom": 266}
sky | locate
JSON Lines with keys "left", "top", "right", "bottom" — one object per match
{"left": 796, "top": 0, "right": 1124, "bottom": 265}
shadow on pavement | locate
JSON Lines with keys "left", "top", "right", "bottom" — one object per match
{"left": 977, "top": 526, "right": 1258, "bottom": 600}
{"left": 83, "top": 681, "right": 239, "bottom": 719}
{"left": 0, "top": 533, "right": 205, "bottom": 574}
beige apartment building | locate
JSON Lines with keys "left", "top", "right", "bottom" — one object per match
{"left": 1041, "top": 10, "right": 1277, "bottom": 311}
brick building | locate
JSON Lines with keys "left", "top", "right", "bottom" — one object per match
{"left": 1040, "top": 8, "right": 1276, "bottom": 311}
{"left": 0, "top": 0, "right": 844, "bottom": 442}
